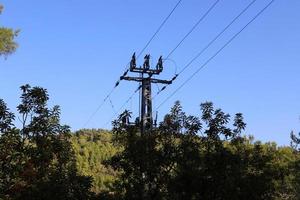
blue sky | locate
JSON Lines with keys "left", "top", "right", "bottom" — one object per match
{"left": 1, "top": 0, "right": 299, "bottom": 145}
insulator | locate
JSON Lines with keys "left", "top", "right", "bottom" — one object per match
{"left": 172, "top": 74, "right": 178, "bottom": 81}
{"left": 130, "top": 53, "right": 136, "bottom": 70}
{"left": 115, "top": 81, "right": 120, "bottom": 87}
{"left": 135, "top": 85, "right": 142, "bottom": 92}
{"left": 104, "top": 95, "right": 109, "bottom": 101}
{"left": 161, "top": 86, "right": 166, "bottom": 91}
{"left": 143, "top": 54, "right": 150, "bottom": 69}
{"left": 156, "top": 56, "right": 163, "bottom": 71}
{"left": 123, "top": 70, "right": 129, "bottom": 76}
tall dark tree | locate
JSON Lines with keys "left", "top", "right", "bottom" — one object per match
{"left": 0, "top": 85, "right": 93, "bottom": 199}
{"left": 0, "top": 99, "right": 23, "bottom": 199}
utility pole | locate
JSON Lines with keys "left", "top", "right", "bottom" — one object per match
{"left": 120, "top": 53, "right": 172, "bottom": 134}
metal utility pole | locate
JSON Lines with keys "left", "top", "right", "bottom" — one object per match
{"left": 120, "top": 53, "right": 172, "bottom": 134}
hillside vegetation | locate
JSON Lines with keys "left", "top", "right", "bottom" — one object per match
{"left": 71, "top": 120, "right": 300, "bottom": 199}
{"left": 71, "top": 129, "right": 119, "bottom": 194}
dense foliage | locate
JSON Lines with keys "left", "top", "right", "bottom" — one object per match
{"left": 0, "top": 85, "right": 93, "bottom": 199}
{"left": 101, "top": 101, "right": 300, "bottom": 200}
{"left": 291, "top": 131, "right": 300, "bottom": 198}
{"left": 1, "top": 85, "right": 300, "bottom": 199}
{"left": 0, "top": 5, "right": 18, "bottom": 57}
{"left": 71, "top": 129, "right": 119, "bottom": 194}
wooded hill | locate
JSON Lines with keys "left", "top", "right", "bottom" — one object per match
{"left": 71, "top": 129, "right": 118, "bottom": 194}
{"left": 72, "top": 127, "right": 300, "bottom": 199}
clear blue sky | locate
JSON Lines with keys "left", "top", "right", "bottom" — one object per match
{"left": 1, "top": 0, "right": 299, "bottom": 145}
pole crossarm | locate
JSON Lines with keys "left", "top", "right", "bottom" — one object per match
{"left": 120, "top": 76, "right": 172, "bottom": 84}
{"left": 129, "top": 68, "right": 162, "bottom": 75}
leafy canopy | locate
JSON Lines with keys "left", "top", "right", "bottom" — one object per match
{"left": 0, "top": 85, "right": 93, "bottom": 200}
{"left": 104, "top": 101, "right": 299, "bottom": 200}
{"left": 0, "top": 4, "right": 19, "bottom": 57}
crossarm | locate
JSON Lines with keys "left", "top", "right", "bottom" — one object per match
{"left": 120, "top": 76, "right": 172, "bottom": 84}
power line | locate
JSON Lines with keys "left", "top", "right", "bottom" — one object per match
{"left": 166, "top": 0, "right": 221, "bottom": 59}
{"left": 82, "top": 88, "right": 114, "bottom": 128}
{"left": 103, "top": 85, "right": 141, "bottom": 127}
{"left": 137, "top": 0, "right": 183, "bottom": 59}
{"left": 137, "top": 0, "right": 220, "bottom": 118}
{"left": 141, "top": 0, "right": 254, "bottom": 119}
{"left": 153, "top": 0, "right": 220, "bottom": 96}
{"left": 156, "top": 0, "right": 275, "bottom": 110}
{"left": 83, "top": 0, "right": 183, "bottom": 128}
{"left": 108, "top": 96, "right": 117, "bottom": 115}
{"left": 154, "top": 0, "right": 258, "bottom": 99}
{"left": 121, "top": 0, "right": 183, "bottom": 73}
{"left": 177, "top": 0, "right": 257, "bottom": 76}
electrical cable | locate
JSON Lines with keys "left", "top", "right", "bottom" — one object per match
{"left": 103, "top": 85, "right": 141, "bottom": 126}
{"left": 142, "top": 0, "right": 220, "bottom": 120}
{"left": 152, "top": 0, "right": 220, "bottom": 100}
{"left": 156, "top": 0, "right": 275, "bottom": 110}
{"left": 154, "top": 0, "right": 258, "bottom": 99}
{"left": 82, "top": 88, "right": 114, "bottom": 128}
{"left": 165, "top": 0, "right": 221, "bottom": 59}
{"left": 108, "top": 96, "right": 117, "bottom": 115}
{"left": 136, "top": 0, "right": 183, "bottom": 59}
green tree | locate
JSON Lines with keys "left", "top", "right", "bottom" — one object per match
{"left": 0, "top": 5, "right": 18, "bottom": 57}
{"left": 0, "top": 85, "right": 93, "bottom": 199}
{"left": 291, "top": 130, "right": 300, "bottom": 198}
{"left": 0, "top": 99, "right": 24, "bottom": 199}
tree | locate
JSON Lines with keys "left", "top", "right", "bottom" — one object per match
{"left": 0, "top": 85, "right": 93, "bottom": 199}
{"left": 0, "top": 4, "right": 19, "bottom": 57}
{"left": 0, "top": 99, "right": 23, "bottom": 199}
{"left": 106, "top": 101, "right": 297, "bottom": 200}
{"left": 291, "top": 130, "right": 300, "bottom": 198}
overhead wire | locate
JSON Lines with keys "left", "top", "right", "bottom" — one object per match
{"left": 165, "top": 0, "right": 221, "bottom": 59}
{"left": 150, "top": 0, "right": 221, "bottom": 117}
{"left": 103, "top": 85, "right": 141, "bottom": 127}
{"left": 153, "top": 0, "right": 221, "bottom": 99}
{"left": 108, "top": 96, "right": 117, "bottom": 116}
{"left": 153, "top": 0, "right": 258, "bottom": 100}
{"left": 82, "top": 88, "right": 114, "bottom": 128}
{"left": 145, "top": 0, "right": 227, "bottom": 120}
{"left": 156, "top": 0, "right": 275, "bottom": 110}
{"left": 136, "top": 0, "right": 183, "bottom": 59}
